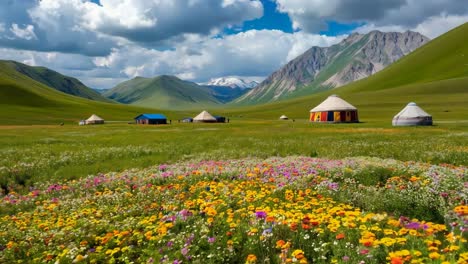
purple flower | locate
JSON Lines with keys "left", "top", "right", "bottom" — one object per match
{"left": 405, "top": 221, "right": 421, "bottom": 229}
{"left": 207, "top": 237, "right": 216, "bottom": 243}
{"left": 328, "top": 182, "right": 339, "bottom": 190}
{"left": 181, "top": 247, "right": 189, "bottom": 256}
{"left": 173, "top": 260, "right": 181, "bottom": 264}
{"left": 255, "top": 211, "right": 267, "bottom": 219}
{"left": 167, "top": 241, "right": 174, "bottom": 247}
{"left": 342, "top": 256, "right": 350, "bottom": 261}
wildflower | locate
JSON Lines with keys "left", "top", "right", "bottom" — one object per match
{"left": 246, "top": 254, "right": 257, "bottom": 263}
{"left": 336, "top": 233, "right": 345, "bottom": 240}
{"left": 255, "top": 210, "right": 267, "bottom": 219}
{"left": 429, "top": 252, "right": 440, "bottom": 259}
{"left": 292, "top": 249, "right": 305, "bottom": 259}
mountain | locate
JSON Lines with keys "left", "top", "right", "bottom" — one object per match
{"left": 1, "top": 60, "right": 112, "bottom": 103}
{"left": 204, "top": 77, "right": 259, "bottom": 89}
{"left": 94, "top": 88, "right": 112, "bottom": 94}
{"left": 203, "top": 85, "right": 251, "bottom": 103}
{"left": 0, "top": 61, "right": 183, "bottom": 125}
{"left": 225, "top": 23, "right": 468, "bottom": 122}
{"left": 103, "top": 75, "right": 221, "bottom": 110}
{"left": 235, "top": 30, "right": 430, "bottom": 105}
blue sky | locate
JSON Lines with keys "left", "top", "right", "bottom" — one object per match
{"left": 0, "top": 0, "right": 466, "bottom": 88}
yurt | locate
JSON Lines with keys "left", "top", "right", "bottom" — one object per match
{"left": 309, "top": 95, "right": 358, "bottom": 123}
{"left": 85, "top": 114, "right": 104, "bottom": 125}
{"left": 193, "top": 110, "right": 217, "bottom": 123}
{"left": 279, "top": 115, "right": 289, "bottom": 120}
{"left": 392, "top": 102, "right": 432, "bottom": 126}
{"left": 134, "top": 114, "right": 167, "bottom": 125}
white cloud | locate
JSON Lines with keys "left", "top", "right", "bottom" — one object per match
{"left": 274, "top": 0, "right": 468, "bottom": 33}
{"left": 1, "top": 29, "right": 344, "bottom": 89}
{"left": 412, "top": 13, "right": 468, "bottom": 38}
{"left": 87, "top": 29, "right": 344, "bottom": 87}
{"left": 354, "top": 13, "right": 468, "bottom": 38}
{"left": 10, "top": 24, "right": 37, "bottom": 40}
{"left": 0, "top": 0, "right": 263, "bottom": 55}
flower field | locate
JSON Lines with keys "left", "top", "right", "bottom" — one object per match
{"left": 0, "top": 157, "right": 466, "bottom": 263}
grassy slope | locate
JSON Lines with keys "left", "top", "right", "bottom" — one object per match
{"left": 223, "top": 23, "right": 468, "bottom": 122}
{"left": 103, "top": 75, "right": 221, "bottom": 110}
{"left": 1, "top": 60, "right": 112, "bottom": 103}
{"left": 0, "top": 66, "right": 191, "bottom": 124}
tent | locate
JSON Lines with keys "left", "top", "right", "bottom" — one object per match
{"left": 85, "top": 114, "right": 104, "bottom": 125}
{"left": 309, "top": 95, "right": 358, "bottom": 123}
{"left": 392, "top": 102, "right": 432, "bottom": 126}
{"left": 193, "top": 110, "right": 217, "bottom": 123}
{"left": 279, "top": 115, "right": 289, "bottom": 120}
{"left": 134, "top": 114, "right": 167, "bottom": 125}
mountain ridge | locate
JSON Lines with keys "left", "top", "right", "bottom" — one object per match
{"left": 0, "top": 60, "right": 112, "bottom": 103}
{"left": 103, "top": 75, "right": 222, "bottom": 110}
{"left": 234, "top": 30, "right": 430, "bottom": 105}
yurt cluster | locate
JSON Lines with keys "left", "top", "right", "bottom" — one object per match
{"left": 80, "top": 95, "right": 433, "bottom": 127}
{"left": 79, "top": 110, "right": 228, "bottom": 125}
{"left": 278, "top": 94, "right": 432, "bottom": 126}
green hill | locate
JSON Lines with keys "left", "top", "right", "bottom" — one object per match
{"left": 0, "top": 63, "right": 190, "bottom": 125}
{"left": 223, "top": 23, "right": 468, "bottom": 122}
{"left": 1, "top": 60, "right": 112, "bottom": 103}
{"left": 103, "top": 75, "right": 221, "bottom": 110}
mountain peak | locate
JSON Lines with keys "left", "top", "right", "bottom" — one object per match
{"left": 203, "top": 77, "right": 259, "bottom": 89}
{"left": 235, "top": 30, "right": 430, "bottom": 105}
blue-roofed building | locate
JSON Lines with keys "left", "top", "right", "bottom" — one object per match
{"left": 134, "top": 114, "right": 167, "bottom": 125}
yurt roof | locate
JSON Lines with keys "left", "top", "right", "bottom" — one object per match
{"left": 393, "top": 102, "right": 431, "bottom": 118}
{"left": 193, "top": 110, "right": 217, "bottom": 121}
{"left": 310, "top": 95, "right": 357, "bottom": 112}
{"left": 279, "top": 115, "right": 288, "bottom": 119}
{"left": 86, "top": 114, "right": 104, "bottom": 121}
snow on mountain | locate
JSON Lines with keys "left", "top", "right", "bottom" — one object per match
{"left": 203, "top": 77, "right": 259, "bottom": 89}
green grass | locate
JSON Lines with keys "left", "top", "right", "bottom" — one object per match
{"left": 103, "top": 75, "right": 221, "bottom": 110}
{"left": 1, "top": 120, "right": 467, "bottom": 192}
{"left": 1, "top": 60, "right": 112, "bottom": 103}
{"left": 0, "top": 65, "right": 194, "bottom": 124}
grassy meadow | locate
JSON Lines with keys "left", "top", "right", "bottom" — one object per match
{"left": 1, "top": 23, "right": 467, "bottom": 264}
{"left": 1, "top": 120, "right": 467, "bottom": 193}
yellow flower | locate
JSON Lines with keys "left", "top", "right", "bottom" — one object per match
{"left": 429, "top": 252, "right": 440, "bottom": 259}
{"left": 73, "top": 254, "right": 86, "bottom": 263}
{"left": 292, "top": 249, "right": 305, "bottom": 259}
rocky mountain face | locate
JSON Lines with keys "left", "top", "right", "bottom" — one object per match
{"left": 235, "top": 30, "right": 430, "bottom": 105}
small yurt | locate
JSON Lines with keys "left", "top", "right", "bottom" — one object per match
{"left": 279, "top": 115, "right": 289, "bottom": 120}
{"left": 85, "top": 114, "right": 104, "bottom": 125}
{"left": 309, "top": 95, "right": 358, "bottom": 123}
{"left": 392, "top": 102, "right": 432, "bottom": 126}
{"left": 193, "top": 110, "right": 217, "bottom": 123}
{"left": 134, "top": 114, "right": 167, "bottom": 125}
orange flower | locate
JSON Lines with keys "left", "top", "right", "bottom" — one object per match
{"left": 276, "top": 240, "right": 286, "bottom": 248}
{"left": 390, "top": 257, "right": 404, "bottom": 264}
{"left": 336, "top": 233, "right": 345, "bottom": 240}
{"left": 246, "top": 254, "right": 257, "bottom": 263}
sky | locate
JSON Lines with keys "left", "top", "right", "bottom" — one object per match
{"left": 0, "top": 0, "right": 467, "bottom": 89}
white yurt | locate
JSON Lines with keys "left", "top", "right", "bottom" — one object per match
{"left": 279, "top": 115, "right": 289, "bottom": 120}
{"left": 85, "top": 114, "right": 104, "bottom": 125}
{"left": 392, "top": 102, "right": 432, "bottom": 126}
{"left": 193, "top": 110, "right": 217, "bottom": 123}
{"left": 309, "top": 94, "right": 359, "bottom": 123}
